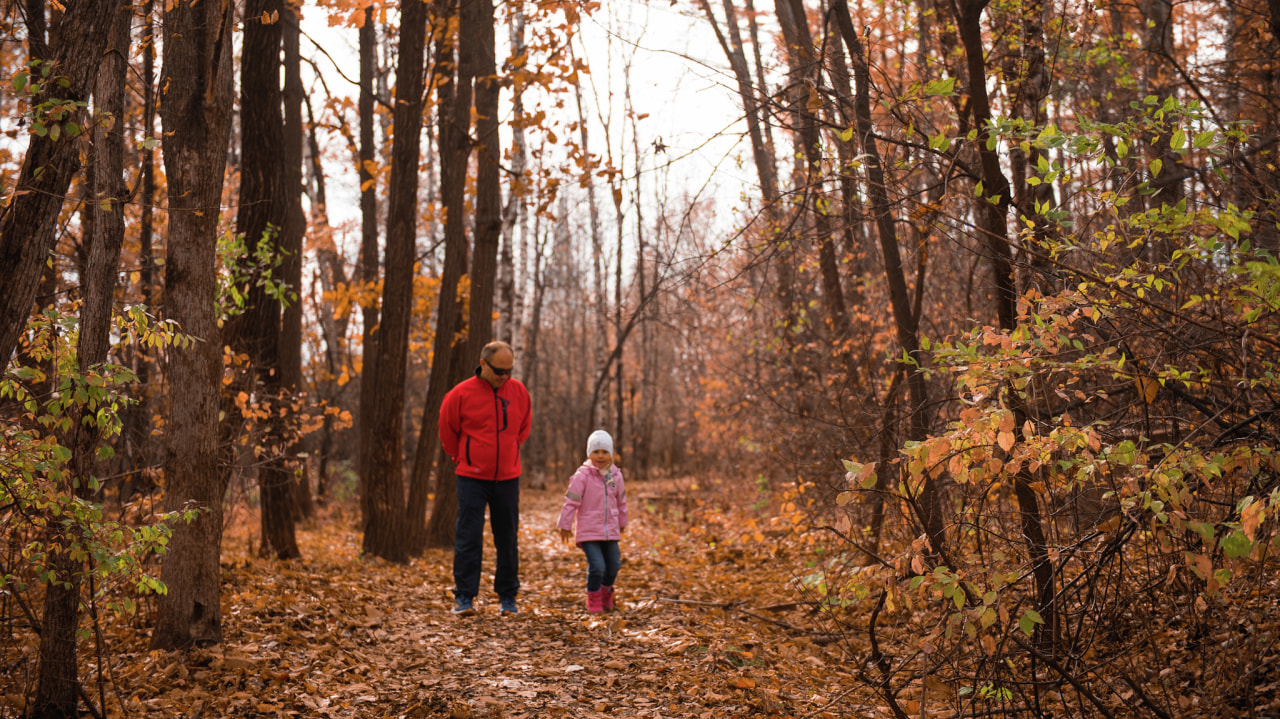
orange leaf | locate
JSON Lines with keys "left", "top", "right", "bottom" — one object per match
{"left": 729, "top": 676, "right": 755, "bottom": 690}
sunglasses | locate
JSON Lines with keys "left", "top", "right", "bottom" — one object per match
{"left": 486, "top": 360, "right": 513, "bottom": 376}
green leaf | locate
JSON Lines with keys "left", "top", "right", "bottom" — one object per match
{"left": 1150, "top": 158, "right": 1163, "bottom": 177}
{"left": 1193, "top": 131, "right": 1214, "bottom": 149}
{"left": 1170, "top": 128, "right": 1185, "bottom": 151}
{"left": 838, "top": 126, "right": 854, "bottom": 142}
{"left": 924, "top": 77, "right": 956, "bottom": 96}
{"left": 13, "top": 72, "right": 29, "bottom": 92}
{"left": 1221, "top": 530, "right": 1253, "bottom": 559}
{"left": 1018, "top": 609, "right": 1044, "bottom": 636}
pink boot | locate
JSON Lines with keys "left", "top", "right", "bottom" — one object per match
{"left": 601, "top": 585, "right": 615, "bottom": 612}
{"left": 586, "top": 589, "right": 604, "bottom": 614}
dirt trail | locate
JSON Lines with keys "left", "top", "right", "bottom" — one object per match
{"left": 107, "top": 485, "right": 864, "bottom": 719}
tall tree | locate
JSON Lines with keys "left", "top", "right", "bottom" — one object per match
{"left": 363, "top": 0, "right": 430, "bottom": 562}
{"left": 950, "top": 0, "right": 1056, "bottom": 650}
{"left": 497, "top": 0, "right": 529, "bottom": 346}
{"left": 463, "top": 0, "right": 502, "bottom": 362}
{"left": 832, "top": 0, "right": 946, "bottom": 556}
{"left": 0, "top": 0, "right": 120, "bottom": 375}
{"left": 281, "top": 0, "right": 311, "bottom": 519}
{"left": 356, "top": 6, "right": 380, "bottom": 532}
{"left": 150, "top": 0, "right": 236, "bottom": 651}
{"left": 227, "top": 0, "right": 299, "bottom": 560}
{"left": 31, "top": 3, "right": 130, "bottom": 715}
{"left": 417, "top": 0, "right": 474, "bottom": 550}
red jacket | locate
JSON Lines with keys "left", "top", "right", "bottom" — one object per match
{"left": 439, "top": 372, "right": 532, "bottom": 480}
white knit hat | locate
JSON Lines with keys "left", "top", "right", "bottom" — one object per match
{"left": 587, "top": 429, "right": 613, "bottom": 456}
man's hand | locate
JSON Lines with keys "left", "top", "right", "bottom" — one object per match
{"left": 558, "top": 528, "right": 574, "bottom": 544}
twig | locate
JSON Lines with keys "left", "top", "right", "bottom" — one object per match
{"left": 868, "top": 590, "right": 890, "bottom": 676}
{"left": 660, "top": 597, "right": 846, "bottom": 642}
{"left": 1009, "top": 634, "right": 1116, "bottom": 719}
{"left": 1120, "top": 673, "right": 1172, "bottom": 719}
{"left": 801, "top": 684, "right": 861, "bottom": 718}
{"left": 817, "top": 524, "right": 893, "bottom": 568}
{"left": 658, "top": 596, "right": 741, "bottom": 609}
{"left": 77, "top": 685, "right": 106, "bottom": 719}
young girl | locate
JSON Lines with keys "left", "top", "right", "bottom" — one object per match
{"left": 558, "top": 429, "right": 629, "bottom": 613}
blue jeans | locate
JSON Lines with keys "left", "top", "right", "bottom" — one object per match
{"left": 580, "top": 540, "right": 621, "bottom": 592}
{"left": 453, "top": 476, "right": 520, "bottom": 599}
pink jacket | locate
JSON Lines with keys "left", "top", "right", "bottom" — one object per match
{"left": 557, "top": 461, "right": 628, "bottom": 543}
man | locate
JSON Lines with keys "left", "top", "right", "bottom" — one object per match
{"left": 439, "top": 341, "right": 532, "bottom": 615}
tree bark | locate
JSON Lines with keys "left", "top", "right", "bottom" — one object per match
{"left": 497, "top": 2, "right": 528, "bottom": 346}
{"left": 32, "top": 5, "right": 130, "bottom": 716}
{"left": 418, "top": 0, "right": 474, "bottom": 551}
{"left": 464, "top": 0, "right": 502, "bottom": 363}
{"left": 364, "top": 0, "right": 430, "bottom": 562}
{"left": 282, "top": 2, "right": 312, "bottom": 521}
{"left": 356, "top": 5, "right": 381, "bottom": 535}
{"left": 0, "top": 0, "right": 120, "bottom": 375}
{"left": 150, "top": 0, "right": 235, "bottom": 651}
{"left": 227, "top": 0, "right": 299, "bottom": 561}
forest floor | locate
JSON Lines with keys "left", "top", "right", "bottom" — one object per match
{"left": 91, "top": 479, "right": 881, "bottom": 719}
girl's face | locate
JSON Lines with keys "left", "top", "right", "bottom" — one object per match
{"left": 590, "top": 449, "right": 612, "bottom": 469}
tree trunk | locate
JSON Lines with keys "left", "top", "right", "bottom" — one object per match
{"left": 832, "top": 0, "right": 945, "bottom": 555}
{"left": 952, "top": 0, "right": 1056, "bottom": 653}
{"left": 464, "top": 0, "right": 501, "bottom": 362}
{"left": 230, "top": 0, "right": 299, "bottom": 561}
{"left": 364, "top": 0, "right": 430, "bottom": 563}
{"left": 699, "top": 0, "right": 778, "bottom": 203}
{"left": 122, "top": 0, "right": 158, "bottom": 506}
{"left": 282, "top": 2, "right": 312, "bottom": 521}
{"left": 497, "top": 2, "right": 528, "bottom": 347}
{"left": 150, "top": 0, "right": 235, "bottom": 651}
{"left": 356, "top": 6, "right": 381, "bottom": 535}
{"left": 0, "top": 0, "right": 119, "bottom": 375}
{"left": 418, "top": 0, "right": 475, "bottom": 551}
{"left": 774, "top": 0, "right": 850, "bottom": 344}
{"left": 32, "top": 5, "right": 130, "bottom": 715}
{"left": 573, "top": 77, "right": 609, "bottom": 428}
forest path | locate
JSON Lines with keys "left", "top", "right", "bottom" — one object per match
{"left": 112, "top": 482, "right": 871, "bottom": 719}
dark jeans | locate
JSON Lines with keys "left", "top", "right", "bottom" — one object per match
{"left": 580, "top": 540, "right": 621, "bottom": 592}
{"left": 453, "top": 475, "right": 520, "bottom": 599}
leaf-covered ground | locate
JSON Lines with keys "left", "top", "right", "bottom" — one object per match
{"left": 93, "top": 482, "right": 873, "bottom": 719}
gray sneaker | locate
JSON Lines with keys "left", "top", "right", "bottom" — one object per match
{"left": 451, "top": 596, "right": 475, "bottom": 616}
